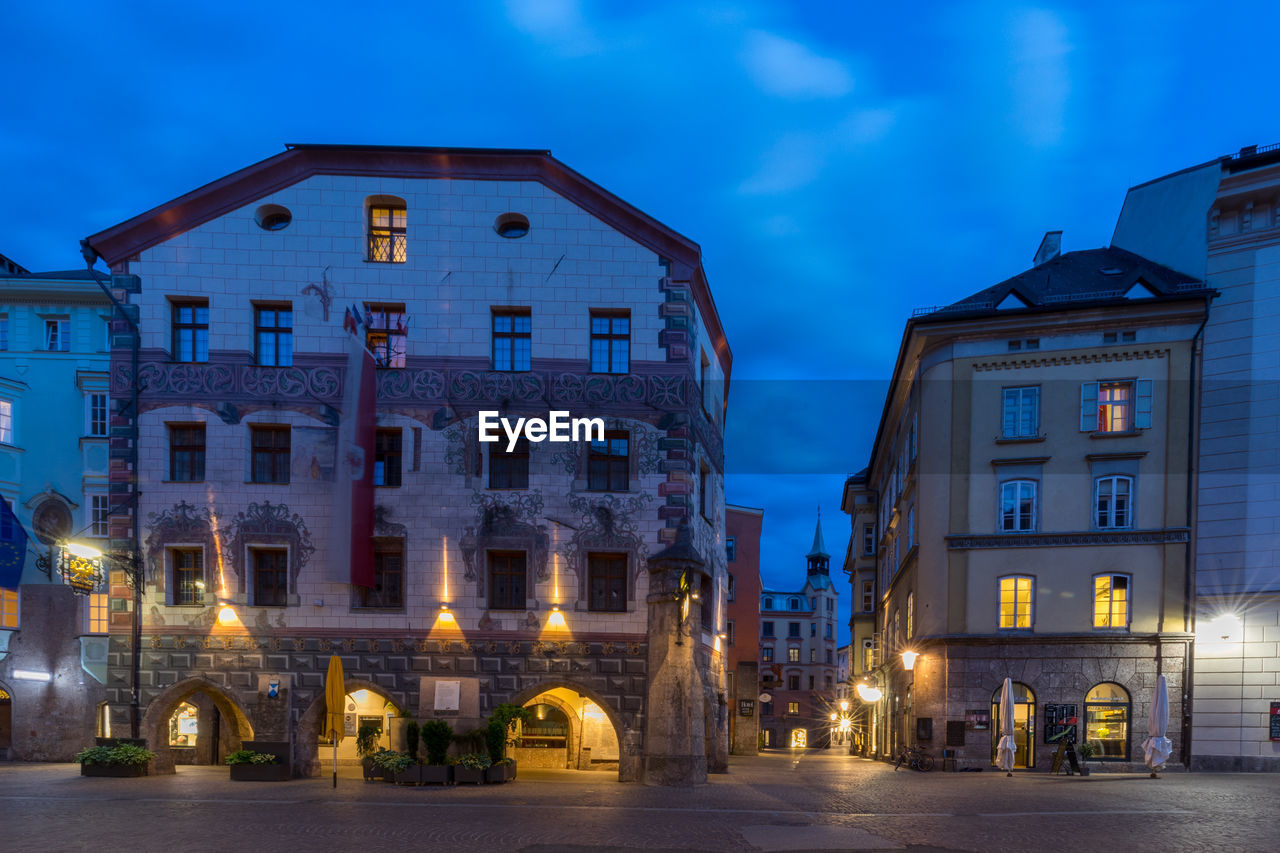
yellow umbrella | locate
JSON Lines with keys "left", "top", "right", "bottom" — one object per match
{"left": 324, "top": 655, "right": 345, "bottom": 788}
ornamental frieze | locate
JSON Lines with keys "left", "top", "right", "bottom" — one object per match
{"left": 946, "top": 528, "right": 1190, "bottom": 550}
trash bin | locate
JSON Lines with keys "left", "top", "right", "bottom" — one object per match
{"left": 941, "top": 748, "right": 957, "bottom": 772}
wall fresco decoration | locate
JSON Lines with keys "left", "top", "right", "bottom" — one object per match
{"left": 143, "top": 500, "right": 217, "bottom": 585}
{"left": 220, "top": 501, "right": 316, "bottom": 592}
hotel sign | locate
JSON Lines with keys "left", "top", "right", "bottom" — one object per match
{"left": 739, "top": 699, "right": 755, "bottom": 717}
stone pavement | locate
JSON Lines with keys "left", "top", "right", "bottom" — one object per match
{"left": 2, "top": 751, "right": 1276, "bottom": 852}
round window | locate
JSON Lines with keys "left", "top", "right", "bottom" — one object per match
{"left": 32, "top": 499, "right": 73, "bottom": 546}
{"left": 254, "top": 204, "right": 293, "bottom": 232}
{"left": 494, "top": 212, "right": 530, "bottom": 239}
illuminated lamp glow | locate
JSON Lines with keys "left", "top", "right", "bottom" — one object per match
{"left": 217, "top": 606, "right": 237, "bottom": 626}
{"left": 438, "top": 605, "right": 455, "bottom": 623}
{"left": 13, "top": 669, "right": 52, "bottom": 682}
{"left": 900, "top": 650, "right": 919, "bottom": 671}
{"left": 65, "top": 543, "right": 103, "bottom": 560}
{"left": 1199, "top": 613, "right": 1242, "bottom": 642}
{"left": 856, "top": 683, "right": 883, "bottom": 702}
{"left": 547, "top": 607, "right": 566, "bottom": 629}
{"left": 840, "top": 700, "right": 849, "bottom": 711}
{"left": 829, "top": 712, "right": 837, "bottom": 721}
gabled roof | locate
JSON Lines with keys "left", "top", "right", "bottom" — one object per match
{"left": 926, "top": 246, "right": 1203, "bottom": 319}
{"left": 84, "top": 143, "right": 731, "bottom": 371}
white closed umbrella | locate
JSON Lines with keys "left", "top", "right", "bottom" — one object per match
{"left": 997, "top": 677, "right": 1016, "bottom": 776}
{"left": 1142, "top": 674, "right": 1173, "bottom": 777}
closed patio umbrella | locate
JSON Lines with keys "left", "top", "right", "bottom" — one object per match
{"left": 1142, "top": 674, "right": 1173, "bottom": 778}
{"left": 325, "top": 655, "right": 345, "bottom": 789}
{"left": 997, "top": 677, "right": 1016, "bottom": 776}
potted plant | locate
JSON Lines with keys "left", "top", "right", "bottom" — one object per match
{"left": 420, "top": 719, "right": 454, "bottom": 785}
{"left": 356, "top": 723, "right": 382, "bottom": 781}
{"left": 1076, "top": 741, "right": 1098, "bottom": 776}
{"left": 371, "top": 749, "right": 418, "bottom": 785}
{"left": 484, "top": 703, "right": 531, "bottom": 782}
{"left": 225, "top": 749, "right": 289, "bottom": 781}
{"left": 405, "top": 720, "right": 420, "bottom": 762}
{"left": 452, "top": 753, "right": 491, "bottom": 784}
{"left": 75, "top": 741, "right": 154, "bottom": 777}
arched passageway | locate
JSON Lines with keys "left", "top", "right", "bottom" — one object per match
{"left": 295, "top": 678, "right": 404, "bottom": 776}
{"left": 507, "top": 681, "right": 622, "bottom": 776}
{"left": 140, "top": 677, "right": 255, "bottom": 774}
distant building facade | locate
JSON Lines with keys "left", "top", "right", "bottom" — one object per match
{"left": 0, "top": 261, "right": 111, "bottom": 760}
{"left": 725, "top": 505, "right": 762, "bottom": 754}
{"left": 852, "top": 239, "right": 1207, "bottom": 769}
{"left": 83, "top": 145, "right": 733, "bottom": 782}
{"left": 1113, "top": 143, "right": 1280, "bottom": 771}
{"left": 758, "top": 517, "right": 839, "bottom": 749}
{"left": 840, "top": 469, "right": 879, "bottom": 754}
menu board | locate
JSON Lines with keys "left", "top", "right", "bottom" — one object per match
{"left": 434, "top": 680, "right": 461, "bottom": 712}
{"left": 1044, "top": 703, "right": 1078, "bottom": 744}
{"left": 1270, "top": 702, "right": 1280, "bottom": 742}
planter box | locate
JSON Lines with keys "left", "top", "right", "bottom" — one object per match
{"left": 393, "top": 766, "right": 423, "bottom": 785}
{"left": 453, "top": 766, "right": 486, "bottom": 784}
{"left": 485, "top": 764, "right": 513, "bottom": 783}
{"left": 81, "top": 763, "right": 146, "bottom": 777}
{"left": 361, "top": 758, "right": 380, "bottom": 782}
{"left": 230, "top": 763, "right": 290, "bottom": 782}
{"left": 421, "top": 765, "right": 452, "bottom": 785}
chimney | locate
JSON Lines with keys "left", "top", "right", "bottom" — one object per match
{"left": 1033, "top": 230, "right": 1062, "bottom": 266}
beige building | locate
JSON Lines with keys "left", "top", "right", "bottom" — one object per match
{"left": 848, "top": 237, "right": 1209, "bottom": 770}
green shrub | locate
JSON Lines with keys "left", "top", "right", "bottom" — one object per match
{"left": 485, "top": 718, "right": 507, "bottom": 765}
{"left": 452, "top": 752, "right": 491, "bottom": 770}
{"left": 224, "top": 750, "right": 278, "bottom": 766}
{"left": 421, "top": 719, "right": 453, "bottom": 765}
{"left": 405, "top": 720, "right": 420, "bottom": 760}
{"left": 355, "top": 723, "right": 382, "bottom": 759}
{"left": 370, "top": 749, "right": 414, "bottom": 773}
{"left": 487, "top": 703, "right": 531, "bottom": 762}
{"left": 74, "top": 741, "right": 155, "bottom": 767}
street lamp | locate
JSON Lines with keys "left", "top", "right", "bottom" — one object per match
{"left": 900, "top": 650, "right": 919, "bottom": 671}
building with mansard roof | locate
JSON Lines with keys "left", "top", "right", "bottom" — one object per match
{"left": 846, "top": 233, "right": 1209, "bottom": 770}
{"left": 80, "top": 144, "right": 732, "bottom": 783}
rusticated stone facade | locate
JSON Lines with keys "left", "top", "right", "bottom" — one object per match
{"left": 86, "top": 145, "right": 732, "bottom": 781}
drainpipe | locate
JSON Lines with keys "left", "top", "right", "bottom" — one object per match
{"left": 79, "top": 240, "right": 144, "bottom": 740}
{"left": 1182, "top": 300, "right": 1210, "bottom": 768}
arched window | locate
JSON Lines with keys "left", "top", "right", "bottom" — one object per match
{"left": 999, "top": 480, "right": 1037, "bottom": 532}
{"left": 990, "top": 682, "right": 1036, "bottom": 769}
{"left": 1084, "top": 682, "right": 1131, "bottom": 761}
{"left": 1094, "top": 475, "right": 1133, "bottom": 529}
{"left": 998, "top": 575, "right": 1034, "bottom": 629}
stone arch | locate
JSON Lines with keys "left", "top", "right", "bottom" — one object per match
{"left": 294, "top": 678, "right": 406, "bottom": 777}
{"left": 506, "top": 678, "right": 629, "bottom": 778}
{"left": 141, "top": 676, "right": 254, "bottom": 774}
{"left": 517, "top": 690, "right": 581, "bottom": 770}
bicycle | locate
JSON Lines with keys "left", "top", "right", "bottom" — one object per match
{"left": 893, "top": 745, "right": 935, "bottom": 772}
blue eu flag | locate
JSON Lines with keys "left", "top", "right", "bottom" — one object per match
{"left": 0, "top": 497, "right": 28, "bottom": 590}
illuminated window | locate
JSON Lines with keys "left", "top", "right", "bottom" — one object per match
{"left": 86, "top": 592, "right": 108, "bottom": 634}
{"left": 253, "top": 548, "right": 288, "bottom": 607}
{"left": 168, "top": 701, "right": 199, "bottom": 748}
{"left": 169, "top": 424, "right": 205, "bottom": 482}
{"left": 587, "top": 431, "right": 628, "bottom": 492}
{"left": 170, "top": 548, "right": 203, "bottom": 606}
{"left": 1093, "top": 574, "right": 1130, "bottom": 629}
{"left": 255, "top": 304, "right": 293, "bottom": 367}
{"left": 907, "top": 591, "right": 915, "bottom": 638}
{"left": 355, "top": 542, "right": 402, "bottom": 609}
{"left": 998, "top": 575, "right": 1033, "bottom": 629}
{"left": 171, "top": 302, "right": 208, "bottom": 362}
{"left": 1097, "top": 382, "right": 1131, "bottom": 432}
{"left": 374, "top": 429, "right": 402, "bottom": 487}
{"left": 488, "top": 551, "right": 526, "bottom": 611}
{"left": 364, "top": 304, "right": 406, "bottom": 368}
{"left": 0, "top": 588, "right": 18, "bottom": 629}
{"left": 788, "top": 647, "right": 800, "bottom": 663}
{"left": 250, "top": 425, "right": 291, "bottom": 484}
{"left": 999, "top": 480, "right": 1036, "bottom": 532}
{"left": 787, "top": 702, "right": 799, "bottom": 715}
{"left": 489, "top": 437, "right": 529, "bottom": 490}
{"left": 88, "top": 393, "right": 109, "bottom": 437}
{"left": 761, "top": 646, "right": 773, "bottom": 662}
{"left": 588, "top": 553, "right": 627, "bottom": 612}
{"left": 1082, "top": 380, "right": 1152, "bottom": 433}
{"left": 0, "top": 399, "right": 12, "bottom": 444}
{"left": 1002, "top": 386, "right": 1040, "bottom": 438}
{"left": 45, "top": 318, "right": 70, "bottom": 351}
{"left": 590, "top": 311, "right": 630, "bottom": 373}
{"left": 1084, "top": 683, "right": 1131, "bottom": 761}
{"left": 1095, "top": 475, "right": 1133, "bottom": 529}
{"left": 367, "top": 204, "right": 407, "bottom": 262}
{"left": 492, "top": 309, "right": 531, "bottom": 371}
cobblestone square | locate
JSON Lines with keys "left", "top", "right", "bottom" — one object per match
{"left": 4, "top": 752, "right": 1276, "bottom": 852}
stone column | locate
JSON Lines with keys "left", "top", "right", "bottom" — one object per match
{"left": 642, "top": 524, "right": 710, "bottom": 786}
{"left": 732, "top": 661, "right": 760, "bottom": 755}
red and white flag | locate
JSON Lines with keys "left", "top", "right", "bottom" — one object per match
{"left": 329, "top": 329, "right": 376, "bottom": 588}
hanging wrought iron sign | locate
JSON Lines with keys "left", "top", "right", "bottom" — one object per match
{"left": 58, "top": 544, "right": 105, "bottom": 595}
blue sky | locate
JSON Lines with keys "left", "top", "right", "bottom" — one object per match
{"left": 2, "top": 1, "right": 1276, "bottom": 642}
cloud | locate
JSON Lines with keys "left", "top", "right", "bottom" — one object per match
{"left": 741, "top": 30, "right": 854, "bottom": 99}
{"left": 502, "top": 0, "right": 601, "bottom": 56}
{"left": 1007, "top": 8, "right": 1073, "bottom": 147}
